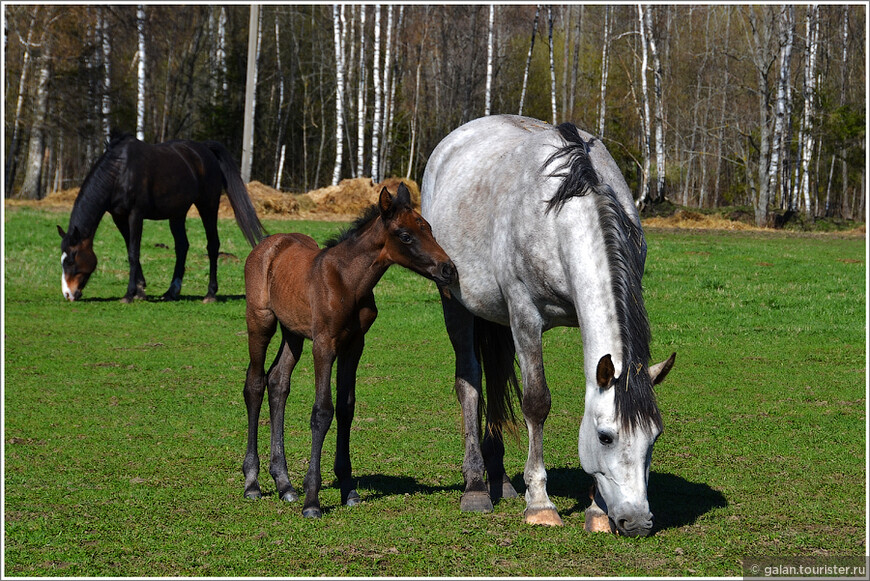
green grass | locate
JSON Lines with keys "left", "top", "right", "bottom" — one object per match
{"left": 3, "top": 206, "right": 866, "bottom": 576}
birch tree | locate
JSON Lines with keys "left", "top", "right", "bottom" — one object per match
{"left": 796, "top": 4, "right": 820, "bottom": 217}
{"left": 644, "top": 6, "right": 665, "bottom": 202}
{"left": 5, "top": 11, "right": 35, "bottom": 196}
{"left": 484, "top": 4, "right": 494, "bottom": 116}
{"left": 20, "top": 26, "right": 51, "bottom": 199}
{"left": 136, "top": 5, "right": 146, "bottom": 141}
{"left": 636, "top": 5, "right": 652, "bottom": 206}
{"left": 241, "top": 4, "right": 260, "bottom": 183}
{"left": 371, "top": 5, "right": 382, "bottom": 182}
{"left": 356, "top": 6, "right": 367, "bottom": 177}
{"left": 597, "top": 5, "right": 611, "bottom": 137}
{"left": 547, "top": 6, "right": 557, "bottom": 124}
{"left": 518, "top": 6, "right": 540, "bottom": 116}
{"left": 766, "top": 6, "right": 794, "bottom": 211}
{"left": 332, "top": 4, "right": 346, "bottom": 185}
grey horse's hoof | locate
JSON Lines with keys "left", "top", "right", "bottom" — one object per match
{"left": 302, "top": 507, "right": 322, "bottom": 519}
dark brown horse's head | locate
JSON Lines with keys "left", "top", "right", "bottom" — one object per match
{"left": 58, "top": 225, "right": 97, "bottom": 301}
{"left": 377, "top": 183, "right": 457, "bottom": 287}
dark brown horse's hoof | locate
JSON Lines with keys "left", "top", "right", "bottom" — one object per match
{"left": 344, "top": 490, "right": 361, "bottom": 507}
{"left": 279, "top": 490, "right": 298, "bottom": 503}
{"left": 501, "top": 480, "right": 520, "bottom": 499}
{"left": 302, "top": 507, "right": 322, "bottom": 519}
{"left": 202, "top": 296, "right": 217, "bottom": 304}
{"left": 460, "top": 491, "right": 493, "bottom": 513}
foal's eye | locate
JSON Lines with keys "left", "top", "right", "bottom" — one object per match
{"left": 398, "top": 232, "right": 413, "bottom": 244}
{"left": 598, "top": 432, "right": 614, "bottom": 446}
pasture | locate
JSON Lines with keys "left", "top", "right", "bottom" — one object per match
{"left": 3, "top": 205, "right": 866, "bottom": 576}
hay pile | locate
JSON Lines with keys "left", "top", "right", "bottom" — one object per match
{"left": 643, "top": 210, "right": 757, "bottom": 231}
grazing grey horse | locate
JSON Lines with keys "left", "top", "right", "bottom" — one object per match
{"left": 421, "top": 114, "right": 675, "bottom": 537}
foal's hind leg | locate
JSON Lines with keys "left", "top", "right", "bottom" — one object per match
{"left": 163, "top": 216, "right": 189, "bottom": 301}
{"left": 267, "top": 330, "right": 304, "bottom": 503}
{"left": 441, "top": 298, "right": 492, "bottom": 513}
{"left": 243, "top": 311, "right": 277, "bottom": 500}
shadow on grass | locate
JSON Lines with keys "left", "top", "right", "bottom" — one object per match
{"left": 354, "top": 474, "right": 464, "bottom": 501}
{"left": 70, "top": 294, "right": 246, "bottom": 303}
{"left": 512, "top": 466, "right": 728, "bottom": 532}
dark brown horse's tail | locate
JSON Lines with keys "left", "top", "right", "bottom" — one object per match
{"left": 205, "top": 141, "right": 268, "bottom": 247}
{"left": 474, "top": 316, "right": 523, "bottom": 442}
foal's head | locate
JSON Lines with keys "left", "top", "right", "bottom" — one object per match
{"left": 57, "top": 226, "right": 97, "bottom": 301}
{"left": 376, "top": 183, "right": 456, "bottom": 287}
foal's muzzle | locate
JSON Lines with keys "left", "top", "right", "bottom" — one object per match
{"left": 435, "top": 260, "right": 457, "bottom": 286}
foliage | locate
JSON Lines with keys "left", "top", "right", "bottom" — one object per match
{"left": 4, "top": 207, "right": 866, "bottom": 576}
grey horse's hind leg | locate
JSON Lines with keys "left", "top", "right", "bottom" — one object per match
{"left": 441, "top": 296, "right": 492, "bottom": 513}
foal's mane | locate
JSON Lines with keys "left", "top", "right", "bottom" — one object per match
{"left": 323, "top": 205, "right": 381, "bottom": 249}
{"left": 546, "top": 122, "right": 661, "bottom": 433}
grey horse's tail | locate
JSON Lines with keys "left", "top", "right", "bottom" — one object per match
{"left": 474, "top": 316, "right": 522, "bottom": 441}
{"left": 204, "top": 140, "right": 268, "bottom": 247}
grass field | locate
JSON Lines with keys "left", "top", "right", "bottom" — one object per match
{"left": 3, "top": 205, "right": 866, "bottom": 576}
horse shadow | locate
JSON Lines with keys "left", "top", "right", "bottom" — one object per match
{"left": 344, "top": 467, "right": 725, "bottom": 533}
{"left": 534, "top": 466, "right": 728, "bottom": 532}
{"left": 72, "top": 294, "right": 246, "bottom": 304}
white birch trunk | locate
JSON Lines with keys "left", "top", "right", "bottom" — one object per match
{"left": 597, "top": 5, "right": 611, "bottom": 137}
{"left": 5, "top": 14, "right": 34, "bottom": 195}
{"left": 241, "top": 4, "right": 260, "bottom": 183}
{"left": 518, "top": 6, "right": 540, "bottom": 116}
{"left": 378, "top": 5, "right": 393, "bottom": 180}
{"left": 637, "top": 5, "right": 651, "bottom": 206}
{"left": 485, "top": 4, "right": 494, "bottom": 116}
{"left": 100, "top": 9, "right": 111, "bottom": 142}
{"left": 798, "top": 5, "right": 819, "bottom": 217}
{"left": 136, "top": 5, "right": 146, "bottom": 141}
{"left": 217, "top": 7, "right": 228, "bottom": 96}
{"left": 273, "top": 14, "right": 285, "bottom": 188}
{"left": 548, "top": 6, "right": 557, "bottom": 124}
{"left": 21, "top": 43, "right": 50, "bottom": 199}
{"left": 332, "top": 4, "right": 346, "bottom": 186}
{"left": 371, "top": 5, "right": 382, "bottom": 183}
{"left": 356, "top": 6, "right": 367, "bottom": 177}
{"left": 766, "top": 6, "right": 793, "bottom": 209}
{"left": 645, "top": 6, "right": 665, "bottom": 201}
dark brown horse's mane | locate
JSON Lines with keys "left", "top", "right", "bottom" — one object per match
{"left": 324, "top": 204, "right": 381, "bottom": 249}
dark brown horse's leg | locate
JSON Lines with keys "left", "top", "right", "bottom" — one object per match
{"left": 242, "top": 311, "right": 277, "bottom": 500}
{"left": 199, "top": 209, "right": 220, "bottom": 303}
{"left": 112, "top": 213, "right": 146, "bottom": 303}
{"left": 302, "top": 340, "right": 337, "bottom": 518}
{"left": 334, "top": 332, "right": 365, "bottom": 507}
{"left": 267, "top": 330, "right": 303, "bottom": 503}
{"left": 482, "top": 428, "right": 519, "bottom": 501}
{"left": 441, "top": 298, "right": 492, "bottom": 513}
{"left": 163, "top": 216, "right": 188, "bottom": 301}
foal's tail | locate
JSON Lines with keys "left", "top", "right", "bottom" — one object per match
{"left": 474, "top": 317, "right": 523, "bottom": 442}
{"left": 205, "top": 141, "right": 268, "bottom": 247}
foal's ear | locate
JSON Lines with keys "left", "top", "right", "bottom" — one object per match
{"left": 648, "top": 352, "right": 676, "bottom": 386}
{"left": 394, "top": 182, "right": 412, "bottom": 208}
{"left": 378, "top": 186, "right": 395, "bottom": 218}
{"left": 596, "top": 354, "right": 615, "bottom": 389}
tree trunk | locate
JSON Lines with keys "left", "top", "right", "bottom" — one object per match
{"left": 100, "top": 8, "right": 111, "bottom": 142}
{"left": 332, "top": 4, "right": 346, "bottom": 185}
{"left": 767, "top": 6, "right": 794, "bottom": 210}
{"left": 21, "top": 40, "right": 51, "bottom": 200}
{"left": 637, "top": 5, "right": 652, "bottom": 207}
{"left": 136, "top": 5, "right": 146, "bottom": 141}
{"left": 5, "top": 12, "right": 35, "bottom": 197}
{"left": 371, "top": 5, "right": 382, "bottom": 183}
{"left": 356, "top": 6, "right": 367, "bottom": 177}
{"left": 548, "top": 6, "right": 557, "bottom": 124}
{"left": 485, "top": 4, "right": 494, "bottom": 116}
{"left": 241, "top": 4, "right": 260, "bottom": 183}
{"left": 518, "top": 6, "right": 540, "bottom": 116}
{"left": 645, "top": 6, "right": 666, "bottom": 202}
{"left": 746, "top": 6, "right": 776, "bottom": 227}
{"left": 797, "top": 5, "right": 819, "bottom": 217}
{"left": 597, "top": 5, "right": 611, "bottom": 138}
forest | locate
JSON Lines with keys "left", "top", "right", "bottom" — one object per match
{"left": 4, "top": 4, "right": 866, "bottom": 226}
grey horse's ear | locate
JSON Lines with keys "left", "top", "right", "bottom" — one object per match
{"left": 649, "top": 352, "right": 676, "bottom": 385}
{"left": 596, "top": 354, "right": 615, "bottom": 389}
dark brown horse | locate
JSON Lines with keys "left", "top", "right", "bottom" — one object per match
{"left": 58, "top": 133, "right": 266, "bottom": 303}
{"left": 242, "top": 183, "right": 456, "bottom": 518}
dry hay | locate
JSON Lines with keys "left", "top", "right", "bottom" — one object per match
{"left": 643, "top": 210, "right": 757, "bottom": 231}
{"left": 304, "top": 177, "right": 420, "bottom": 217}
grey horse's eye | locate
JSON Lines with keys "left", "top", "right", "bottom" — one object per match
{"left": 598, "top": 432, "right": 614, "bottom": 446}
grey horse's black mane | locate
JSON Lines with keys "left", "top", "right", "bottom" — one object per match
{"left": 545, "top": 122, "right": 661, "bottom": 433}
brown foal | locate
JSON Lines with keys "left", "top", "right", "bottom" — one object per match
{"left": 242, "top": 183, "right": 456, "bottom": 518}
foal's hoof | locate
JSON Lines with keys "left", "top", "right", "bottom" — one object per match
{"left": 460, "top": 491, "right": 493, "bottom": 513}
{"left": 302, "top": 507, "right": 323, "bottom": 519}
{"left": 524, "top": 508, "right": 564, "bottom": 526}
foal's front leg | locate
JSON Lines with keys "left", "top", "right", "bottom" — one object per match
{"left": 334, "top": 332, "right": 365, "bottom": 507}
{"left": 302, "top": 340, "right": 337, "bottom": 518}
